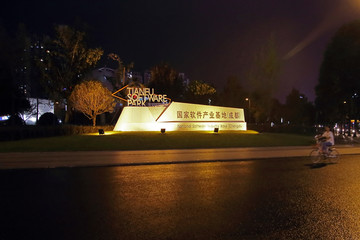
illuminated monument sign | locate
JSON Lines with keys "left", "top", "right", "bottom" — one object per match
{"left": 113, "top": 87, "right": 246, "bottom": 132}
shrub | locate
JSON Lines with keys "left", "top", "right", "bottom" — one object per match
{"left": 38, "top": 112, "right": 59, "bottom": 126}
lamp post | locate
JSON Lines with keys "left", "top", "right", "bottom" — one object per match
{"left": 352, "top": 93, "right": 358, "bottom": 137}
{"left": 245, "top": 98, "right": 251, "bottom": 123}
{"left": 343, "top": 100, "right": 348, "bottom": 136}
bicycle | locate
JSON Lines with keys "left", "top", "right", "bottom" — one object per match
{"left": 309, "top": 134, "right": 340, "bottom": 164}
{"left": 309, "top": 142, "right": 340, "bottom": 164}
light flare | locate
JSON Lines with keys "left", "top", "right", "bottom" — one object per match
{"left": 284, "top": 0, "right": 360, "bottom": 60}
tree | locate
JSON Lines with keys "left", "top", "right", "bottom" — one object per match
{"left": 0, "top": 24, "right": 30, "bottom": 122}
{"left": 269, "top": 98, "right": 284, "bottom": 124}
{"left": 38, "top": 25, "right": 103, "bottom": 122}
{"left": 284, "top": 89, "right": 315, "bottom": 126}
{"left": 107, "top": 53, "right": 134, "bottom": 87}
{"left": 185, "top": 80, "right": 216, "bottom": 104}
{"left": 316, "top": 20, "right": 360, "bottom": 124}
{"left": 0, "top": 68, "right": 30, "bottom": 117}
{"left": 148, "top": 62, "right": 184, "bottom": 101}
{"left": 69, "top": 80, "right": 115, "bottom": 126}
{"left": 220, "top": 76, "right": 248, "bottom": 108}
{"left": 247, "top": 34, "right": 282, "bottom": 123}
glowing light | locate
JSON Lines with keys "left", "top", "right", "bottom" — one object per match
{"left": 0, "top": 115, "right": 9, "bottom": 121}
{"left": 284, "top": 0, "right": 360, "bottom": 60}
{"left": 86, "top": 131, "right": 118, "bottom": 136}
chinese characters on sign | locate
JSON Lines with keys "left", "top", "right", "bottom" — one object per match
{"left": 127, "top": 88, "right": 168, "bottom": 106}
{"left": 176, "top": 110, "right": 241, "bottom": 120}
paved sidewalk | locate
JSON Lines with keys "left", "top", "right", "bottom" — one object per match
{"left": 1, "top": 145, "right": 360, "bottom": 170}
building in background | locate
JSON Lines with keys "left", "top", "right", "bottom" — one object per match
{"left": 178, "top": 72, "right": 190, "bottom": 87}
{"left": 21, "top": 98, "right": 55, "bottom": 125}
{"left": 143, "top": 70, "right": 151, "bottom": 85}
{"left": 90, "top": 67, "right": 116, "bottom": 91}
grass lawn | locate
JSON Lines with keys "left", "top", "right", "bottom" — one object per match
{"left": 0, "top": 131, "right": 315, "bottom": 152}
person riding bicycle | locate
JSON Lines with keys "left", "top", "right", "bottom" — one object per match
{"left": 317, "top": 126, "right": 335, "bottom": 155}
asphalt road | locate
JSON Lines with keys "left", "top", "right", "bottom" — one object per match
{"left": 1, "top": 155, "right": 360, "bottom": 240}
{"left": 2, "top": 145, "right": 360, "bottom": 169}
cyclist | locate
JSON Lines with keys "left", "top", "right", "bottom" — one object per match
{"left": 318, "top": 126, "right": 335, "bottom": 154}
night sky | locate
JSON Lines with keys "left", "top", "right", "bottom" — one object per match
{"left": 1, "top": 0, "right": 360, "bottom": 102}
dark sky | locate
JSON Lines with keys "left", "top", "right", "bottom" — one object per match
{"left": 2, "top": 0, "right": 360, "bottom": 102}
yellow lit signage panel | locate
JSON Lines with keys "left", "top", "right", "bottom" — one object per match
{"left": 113, "top": 102, "right": 246, "bottom": 132}
{"left": 157, "top": 102, "right": 244, "bottom": 122}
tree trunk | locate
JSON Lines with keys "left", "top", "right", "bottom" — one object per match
{"left": 64, "top": 100, "right": 73, "bottom": 124}
{"left": 92, "top": 115, "right": 96, "bottom": 127}
{"left": 64, "top": 109, "right": 72, "bottom": 124}
{"left": 354, "top": 118, "right": 357, "bottom": 137}
{"left": 36, "top": 97, "right": 39, "bottom": 123}
{"left": 349, "top": 119, "right": 352, "bottom": 137}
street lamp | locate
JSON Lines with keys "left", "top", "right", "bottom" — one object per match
{"left": 343, "top": 100, "right": 348, "bottom": 136}
{"left": 245, "top": 98, "right": 251, "bottom": 123}
{"left": 352, "top": 93, "right": 358, "bottom": 137}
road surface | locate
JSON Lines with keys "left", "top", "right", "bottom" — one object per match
{"left": 1, "top": 155, "right": 360, "bottom": 239}
{"left": 1, "top": 145, "right": 360, "bottom": 169}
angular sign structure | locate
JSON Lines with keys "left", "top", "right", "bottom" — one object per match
{"left": 113, "top": 102, "right": 246, "bottom": 132}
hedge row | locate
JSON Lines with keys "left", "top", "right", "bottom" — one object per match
{"left": 0, "top": 125, "right": 114, "bottom": 141}
{"left": 248, "top": 123, "right": 316, "bottom": 135}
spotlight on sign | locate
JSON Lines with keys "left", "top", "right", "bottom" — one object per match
{"left": 161, "top": 128, "right": 166, "bottom": 134}
{"left": 98, "top": 129, "right": 105, "bottom": 135}
{"left": 214, "top": 127, "right": 219, "bottom": 133}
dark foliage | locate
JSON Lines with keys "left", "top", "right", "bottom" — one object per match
{"left": 37, "top": 112, "right": 59, "bottom": 126}
{"left": 316, "top": 20, "right": 360, "bottom": 123}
